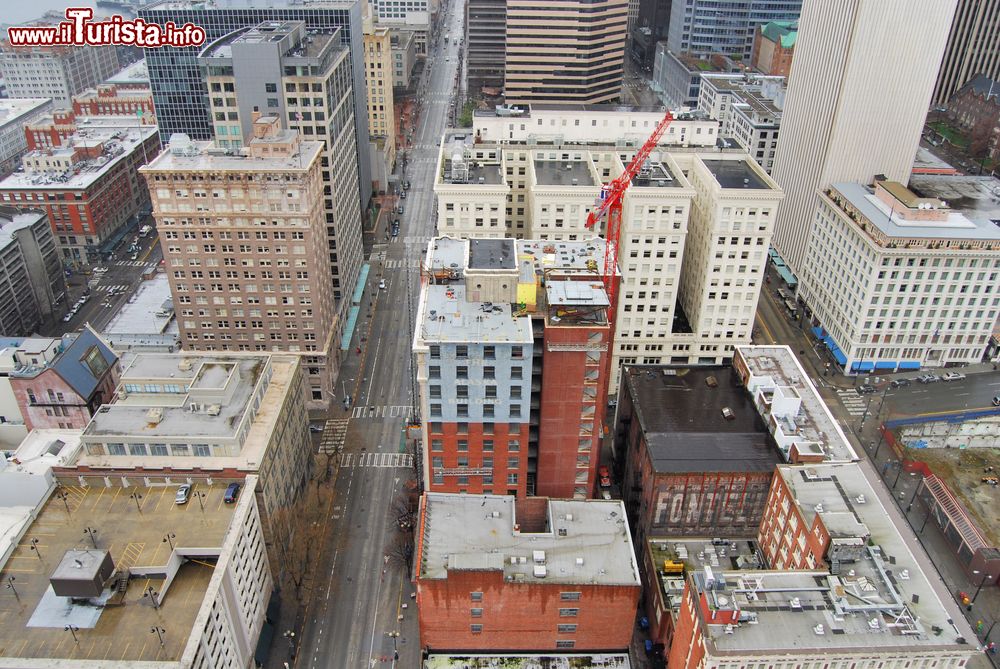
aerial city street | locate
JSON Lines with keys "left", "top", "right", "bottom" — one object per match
{"left": 0, "top": 1, "right": 997, "bottom": 668}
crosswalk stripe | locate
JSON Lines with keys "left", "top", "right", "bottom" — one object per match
{"left": 339, "top": 452, "right": 413, "bottom": 468}
{"left": 350, "top": 405, "right": 412, "bottom": 420}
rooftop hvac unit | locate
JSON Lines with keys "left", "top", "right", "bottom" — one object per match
{"left": 207, "top": 404, "right": 221, "bottom": 416}
{"left": 533, "top": 565, "right": 547, "bottom": 578}
{"left": 533, "top": 550, "right": 546, "bottom": 564}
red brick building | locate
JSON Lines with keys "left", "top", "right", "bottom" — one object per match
{"left": 614, "top": 365, "right": 778, "bottom": 544}
{"left": 416, "top": 238, "right": 616, "bottom": 499}
{"left": 415, "top": 493, "right": 641, "bottom": 653}
{"left": 947, "top": 73, "right": 1000, "bottom": 161}
{"left": 72, "top": 84, "right": 155, "bottom": 124}
{"left": 7, "top": 326, "right": 120, "bottom": 431}
{"left": 0, "top": 119, "right": 160, "bottom": 266}
{"left": 750, "top": 21, "right": 796, "bottom": 78}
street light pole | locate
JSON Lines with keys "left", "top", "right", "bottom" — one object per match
{"left": 29, "top": 538, "right": 41, "bottom": 561}
{"left": 6, "top": 575, "right": 17, "bottom": 600}
{"left": 151, "top": 626, "right": 165, "bottom": 647}
{"left": 83, "top": 526, "right": 98, "bottom": 548}
{"left": 65, "top": 625, "right": 79, "bottom": 644}
{"left": 163, "top": 533, "right": 176, "bottom": 551}
{"left": 144, "top": 585, "right": 160, "bottom": 609}
{"left": 972, "top": 572, "right": 993, "bottom": 603}
{"left": 130, "top": 491, "right": 143, "bottom": 513}
{"left": 55, "top": 489, "right": 71, "bottom": 515}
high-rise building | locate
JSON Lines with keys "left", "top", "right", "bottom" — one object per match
{"left": 629, "top": 0, "right": 672, "bottom": 70}
{"left": 363, "top": 9, "right": 397, "bottom": 191}
{"left": 196, "top": 21, "right": 364, "bottom": 308}
{"left": 933, "top": 0, "right": 1000, "bottom": 106}
{"left": 466, "top": 0, "right": 506, "bottom": 92}
{"left": 503, "top": 0, "right": 629, "bottom": 105}
{"left": 698, "top": 74, "right": 785, "bottom": 173}
{"left": 436, "top": 109, "right": 783, "bottom": 393}
{"left": 665, "top": 0, "right": 802, "bottom": 60}
{"left": 798, "top": 179, "right": 1000, "bottom": 373}
{"left": 413, "top": 236, "right": 616, "bottom": 499}
{"left": 0, "top": 41, "right": 119, "bottom": 107}
{"left": 0, "top": 99, "right": 54, "bottom": 178}
{"left": 0, "top": 208, "right": 65, "bottom": 334}
{"left": 140, "top": 116, "right": 340, "bottom": 408}
{"left": 138, "top": 0, "right": 372, "bottom": 208}
{"left": 370, "top": 0, "right": 430, "bottom": 53}
{"left": 769, "top": 0, "right": 957, "bottom": 276}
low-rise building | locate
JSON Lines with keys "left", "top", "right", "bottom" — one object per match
{"left": 0, "top": 118, "right": 160, "bottom": 267}
{"left": 947, "top": 73, "right": 1000, "bottom": 161}
{"left": 665, "top": 462, "right": 977, "bottom": 669}
{"left": 415, "top": 493, "right": 641, "bottom": 653}
{"left": 72, "top": 83, "right": 156, "bottom": 125}
{"left": 390, "top": 29, "right": 418, "bottom": 90}
{"left": 5, "top": 327, "right": 120, "bottom": 432}
{"left": 615, "top": 365, "right": 779, "bottom": 543}
{"left": 652, "top": 48, "right": 741, "bottom": 110}
{"left": 0, "top": 208, "right": 65, "bottom": 335}
{"left": 0, "top": 98, "right": 54, "bottom": 178}
{"left": 698, "top": 74, "right": 784, "bottom": 173}
{"left": 750, "top": 20, "right": 796, "bottom": 77}
{"left": 0, "top": 473, "right": 272, "bottom": 668}
{"left": 799, "top": 179, "right": 1000, "bottom": 373}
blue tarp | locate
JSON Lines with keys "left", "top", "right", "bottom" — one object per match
{"left": 874, "top": 361, "right": 896, "bottom": 370}
{"left": 351, "top": 263, "right": 370, "bottom": 305}
{"left": 775, "top": 264, "right": 797, "bottom": 287}
{"left": 340, "top": 305, "right": 361, "bottom": 350}
{"left": 852, "top": 361, "right": 875, "bottom": 372}
{"left": 898, "top": 361, "right": 921, "bottom": 370}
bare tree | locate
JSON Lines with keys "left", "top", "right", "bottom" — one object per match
{"left": 385, "top": 532, "right": 415, "bottom": 574}
{"left": 967, "top": 123, "right": 996, "bottom": 172}
{"left": 391, "top": 479, "right": 420, "bottom": 533}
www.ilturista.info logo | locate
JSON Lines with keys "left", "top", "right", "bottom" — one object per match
{"left": 6, "top": 8, "right": 206, "bottom": 48}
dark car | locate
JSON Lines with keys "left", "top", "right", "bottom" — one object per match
{"left": 223, "top": 482, "right": 241, "bottom": 504}
{"left": 856, "top": 384, "right": 876, "bottom": 395}
{"left": 889, "top": 378, "right": 911, "bottom": 388}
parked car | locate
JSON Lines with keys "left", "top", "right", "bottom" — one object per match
{"left": 400, "top": 191, "right": 407, "bottom": 200}
{"left": 309, "top": 424, "right": 324, "bottom": 433}
{"left": 889, "top": 378, "right": 911, "bottom": 388}
{"left": 942, "top": 372, "right": 966, "bottom": 382}
{"left": 917, "top": 374, "right": 941, "bottom": 384}
{"left": 379, "top": 278, "right": 387, "bottom": 290}
{"left": 223, "top": 482, "right": 241, "bottom": 504}
{"left": 175, "top": 484, "right": 191, "bottom": 505}
{"left": 856, "top": 384, "right": 876, "bottom": 395}
{"left": 62, "top": 313, "right": 73, "bottom": 322}
{"left": 403, "top": 180, "right": 411, "bottom": 190}
{"left": 993, "top": 395, "right": 1000, "bottom": 407}
{"left": 599, "top": 466, "right": 611, "bottom": 488}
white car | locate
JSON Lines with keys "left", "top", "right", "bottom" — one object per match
{"left": 379, "top": 279, "right": 387, "bottom": 290}
{"left": 942, "top": 372, "right": 966, "bottom": 382}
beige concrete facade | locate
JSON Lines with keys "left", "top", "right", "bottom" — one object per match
{"left": 934, "top": 0, "right": 1000, "bottom": 106}
{"left": 140, "top": 117, "right": 338, "bottom": 408}
{"left": 364, "top": 9, "right": 397, "bottom": 189}
{"left": 503, "top": 0, "right": 629, "bottom": 104}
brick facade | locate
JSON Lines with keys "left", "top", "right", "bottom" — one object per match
{"left": 427, "top": 421, "right": 529, "bottom": 497}
{"left": 757, "top": 472, "right": 828, "bottom": 570}
{"left": 947, "top": 75, "right": 1000, "bottom": 161}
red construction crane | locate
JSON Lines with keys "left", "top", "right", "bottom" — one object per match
{"left": 585, "top": 109, "right": 674, "bottom": 315}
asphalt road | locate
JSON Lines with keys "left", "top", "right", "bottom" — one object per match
{"left": 292, "top": 4, "right": 464, "bottom": 668}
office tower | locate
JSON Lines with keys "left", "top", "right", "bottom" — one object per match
{"left": 363, "top": 9, "right": 397, "bottom": 190}
{"left": 699, "top": 74, "right": 785, "bottom": 173}
{"left": 503, "top": 0, "right": 629, "bottom": 105}
{"left": 0, "top": 99, "right": 54, "bottom": 178}
{"left": 629, "top": 0, "right": 671, "bottom": 70}
{"left": 666, "top": 0, "right": 802, "bottom": 60}
{"left": 370, "top": 0, "right": 430, "bottom": 54}
{"left": 0, "top": 209, "right": 65, "bottom": 336}
{"left": 0, "top": 41, "right": 119, "bottom": 107}
{"left": 933, "top": 0, "right": 1000, "bottom": 105}
{"left": 196, "top": 21, "right": 363, "bottom": 308}
{"left": 138, "top": 0, "right": 372, "bottom": 207}
{"left": 141, "top": 116, "right": 340, "bottom": 408}
{"left": 466, "top": 0, "right": 506, "bottom": 92}
{"left": 769, "top": 0, "right": 957, "bottom": 276}
{"left": 413, "top": 237, "right": 616, "bottom": 499}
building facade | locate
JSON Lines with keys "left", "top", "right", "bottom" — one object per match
{"left": 141, "top": 117, "right": 340, "bottom": 406}
{"left": 0, "top": 208, "right": 65, "bottom": 335}
{"left": 0, "top": 99, "right": 54, "bottom": 178}
{"left": 466, "top": 0, "right": 506, "bottom": 92}
{"left": 7, "top": 327, "right": 120, "bottom": 431}
{"left": 363, "top": 11, "right": 397, "bottom": 191}
{"left": 414, "top": 237, "right": 615, "bottom": 499}
{"left": 665, "top": 0, "right": 802, "bottom": 60}
{"left": 196, "top": 21, "right": 364, "bottom": 309}
{"left": 798, "top": 180, "right": 1000, "bottom": 373}
{"left": 72, "top": 83, "right": 156, "bottom": 124}
{"left": 0, "top": 41, "right": 118, "bottom": 107}
{"left": 0, "top": 118, "right": 160, "bottom": 267}
{"left": 947, "top": 73, "right": 1000, "bottom": 161}
{"left": 698, "top": 74, "right": 785, "bottom": 173}
{"left": 652, "top": 49, "right": 738, "bottom": 110}
{"left": 503, "top": 0, "right": 629, "bottom": 105}
{"left": 933, "top": 0, "right": 1000, "bottom": 106}
{"left": 750, "top": 20, "right": 796, "bottom": 77}
{"left": 415, "top": 493, "right": 642, "bottom": 652}
{"left": 390, "top": 29, "right": 418, "bottom": 90}
{"left": 628, "top": 0, "right": 671, "bottom": 70}
{"left": 769, "top": 0, "right": 957, "bottom": 276}
{"left": 138, "top": 0, "right": 373, "bottom": 208}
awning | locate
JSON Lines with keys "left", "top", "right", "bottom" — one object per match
{"left": 874, "top": 361, "right": 896, "bottom": 370}
{"left": 852, "top": 361, "right": 875, "bottom": 372}
{"left": 351, "top": 263, "right": 370, "bottom": 305}
{"left": 775, "top": 264, "right": 797, "bottom": 287}
{"left": 340, "top": 305, "right": 361, "bottom": 350}
{"left": 898, "top": 361, "right": 922, "bottom": 370}
{"left": 830, "top": 348, "right": 847, "bottom": 365}
{"left": 811, "top": 326, "right": 825, "bottom": 338}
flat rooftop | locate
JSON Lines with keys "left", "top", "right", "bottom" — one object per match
{"left": 833, "top": 181, "right": 1000, "bottom": 241}
{"left": 632, "top": 160, "right": 682, "bottom": 188}
{"left": 0, "top": 99, "right": 50, "bottom": 129}
{"left": 648, "top": 537, "right": 763, "bottom": 614}
{"left": 441, "top": 157, "right": 503, "bottom": 185}
{"left": 517, "top": 238, "right": 609, "bottom": 274}
{"left": 0, "top": 125, "right": 157, "bottom": 191}
{"left": 420, "top": 283, "right": 532, "bottom": 344}
{"left": 736, "top": 346, "right": 857, "bottom": 462}
{"left": 419, "top": 494, "right": 641, "bottom": 586}
{"left": 102, "top": 273, "right": 174, "bottom": 336}
{"left": 424, "top": 236, "right": 467, "bottom": 276}
{"left": 0, "top": 210, "right": 46, "bottom": 249}
{"left": 425, "top": 654, "right": 631, "bottom": 669}
{"left": 908, "top": 173, "right": 1000, "bottom": 221}
{"left": 106, "top": 59, "right": 149, "bottom": 86}
{"left": 534, "top": 160, "right": 595, "bottom": 187}
{"left": 623, "top": 366, "right": 776, "bottom": 473}
{"left": 83, "top": 356, "right": 262, "bottom": 439}
{"left": 0, "top": 480, "right": 239, "bottom": 663}
{"left": 701, "top": 158, "right": 770, "bottom": 190}
{"left": 468, "top": 238, "right": 515, "bottom": 270}
{"left": 142, "top": 137, "right": 323, "bottom": 173}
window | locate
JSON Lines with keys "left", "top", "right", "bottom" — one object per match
{"left": 556, "top": 641, "right": 575, "bottom": 649}
{"left": 471, "top": 624, "right": 483, "bottom": 634}
{"left": 108, "top": 443, "right": 126, "bottom": 455}
{"left": 510, "top": 366, "right": 523, "bottom": 380}
{"left": 484, "top": 345, "right": 495, "bottom": 359}
{"left": 431, "top": 439, "right": 443, "bottom": 451}
{"left": 560, "top": 592, "right": 581, "bottom": 601}
{"left": 457, "top": 440, "right": 469, "bottom": 452}
{"left": 471, "top": 608, "right": 483, "bottom": 617}
{"left": 484, "top": 366, "right": 495, "bottom": 380}
{"left": 194, "top": 444, "right": 211, "bottom": 457}
{"left": 430, "top": 345, "right": 440, "bottom": 359}
{"left": 429, "top": 385, "right": 442, "bottom": 399}
{"left": 457, "top": 365, "right": 469, "bottom": 380}
{"left": 429, "top": 365, "right": 441, "bottom": 379}
{"left": 471, "top": 591, "right": 483, "bottom": 601}
{"left": 559, "top": 608, "right": 579, "bottom": 617}
{"left": 557, "top": 624, "right": 577, "bottom": 633}
{"left": 512, "top": 345, "right": 524, "bottom": 358}
{"left": 150, "top": 443, "right": 168, "bottom": 456}
{"left": 456, "top": 345, "right": 468, "bottom": 358}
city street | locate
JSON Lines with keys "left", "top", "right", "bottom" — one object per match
{"left": 289, "top": 2, "right": 465, "bottom": 667}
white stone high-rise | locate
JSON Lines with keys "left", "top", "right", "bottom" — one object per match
{"left": 769, "top": 0, "right": 957, "bottom": 276}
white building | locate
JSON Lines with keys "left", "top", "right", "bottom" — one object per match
{"left": 699, "top": 74, "right": 784, "bottom": 173}
{"left": 0, "top": 99, "right": 53, "bottom": 177}
{"left": 435, "top": 108, "right": 783, "bottom": 392}
{"left": 0, "top": 42, "right": 118, "bottom": 107}
{"left": 799, "top": 179, "right": 1000, "bottom": 373}
{"left": 769, "top": 0, "right": 957, "bottom": 276}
